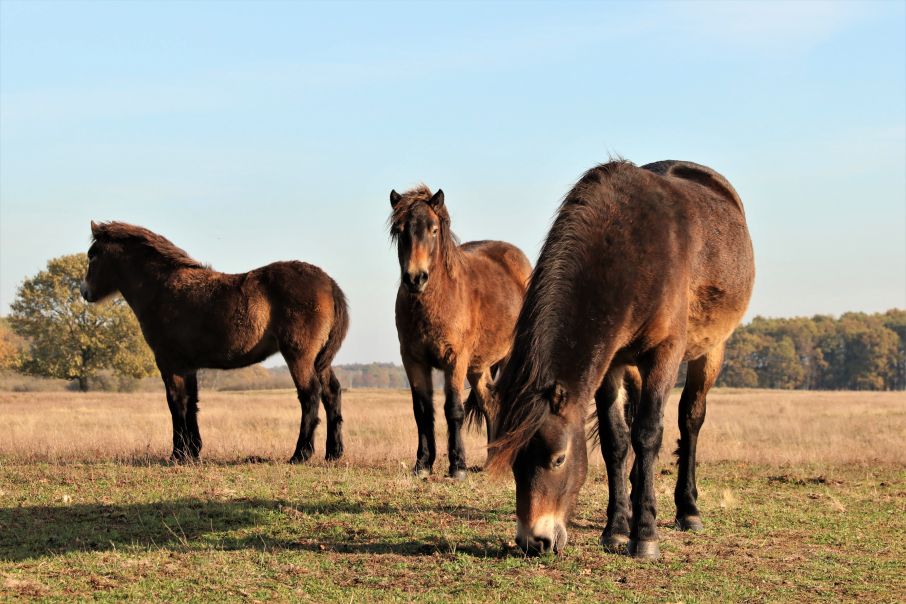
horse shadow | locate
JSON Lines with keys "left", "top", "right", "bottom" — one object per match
{"left": 0, "top": 497, "right": 519, "bottom": 562}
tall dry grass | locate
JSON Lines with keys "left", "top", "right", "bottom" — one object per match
{"left": 0, "top": 388, "right": 904, "bottom": 467}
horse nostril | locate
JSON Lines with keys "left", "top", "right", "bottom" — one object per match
{"left": 416, "top": 271, "right": 428, "bottom": 286}
{"left": 536, "top": 536, "right": 552, "bottom": 553}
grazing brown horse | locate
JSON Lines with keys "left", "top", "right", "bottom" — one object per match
{"left": 389, "top": 185, "right": 532, "bottom": 479}
{"left": 488, "top": 160, "right": 754, "bottom": 559}
{"left": 80, "top": 222, "right": 349, "bottom": 464}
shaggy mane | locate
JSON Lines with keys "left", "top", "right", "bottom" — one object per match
{"left": 92, "top": 222, "right": 207, "bottom": 270}
{"left": 487, "top": 159, "right": 635, "bottom": 475}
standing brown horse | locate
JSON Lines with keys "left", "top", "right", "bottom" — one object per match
{"left": 80, "top": 222, "right": 349, "bottom": 464}
{"left": 389, "top": 185, "right": 532, "bottom": 479}
{"left": 488, "top": 160, "right": 754, "bottom": 560}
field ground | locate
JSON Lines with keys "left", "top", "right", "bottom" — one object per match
{"left": 1, "top": 388, "right": 905, "bottom": 602}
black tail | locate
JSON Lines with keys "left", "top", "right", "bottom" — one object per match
{"left": 464, "top": 388, "right": 485, "bottom": 431}
{"left": 315, "top": 279, "right": 349, "bottom": 375}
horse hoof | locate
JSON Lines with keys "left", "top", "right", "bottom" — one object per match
{"left": 628, "top": 540, "right": 661, "bottom": 560}
{"left": 449, "top": 469, "right": 468, "bottom": 481}
{"left": 600, "top": 533, "right": 630, "bottom": 553}
{"left": 414, "top": 467, "right": 432, "bottom": 480}
{"left": 325, "top": 450, "right": 344, "bottom": 462}
{"left": 676, "top": 515, "right": 704, "bottom": 532}
{"left": 288, "top": 454, "right": 309, "bottom": 465}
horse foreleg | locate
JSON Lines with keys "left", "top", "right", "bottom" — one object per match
{"left": 162, "top": 372, "right": 192, "bottom": 463}
{"left": 596, "top": 365, "right": 633, "bottom": 553}
{"left": 403, "top": 357, "right": 435, "bottom": 478}
{"left": 629, "top": 338, "right": 685, "bottom": 560}
{"left": 184, "top": 372, "right": 202, "bottom": 460}
{"left": 444, "top": 361, "right": 469, "bottom": 480}
{"left": 674, "top": 345, "right": 724, "bottom": 532}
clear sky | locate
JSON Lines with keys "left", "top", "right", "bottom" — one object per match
{"left": 1, "top": 0, "right": 904, "bottom": 365}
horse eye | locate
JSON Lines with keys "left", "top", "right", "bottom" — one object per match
{"left": 553, "top": 454, "right": 566, "bottom": 468}
{"left": 431, "top": 226, "right": 438, "bottom": 235}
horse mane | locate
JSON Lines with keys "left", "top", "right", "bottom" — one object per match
{"left": 388, "top": 184, "right": 464, "bottom": 275}
{"left": 487, "top": 159, "right": 635, "bottom": 475}
{"left": 92, "top": 222, "right": 207, "bottom": 270}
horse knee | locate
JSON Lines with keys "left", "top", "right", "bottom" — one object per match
{"left": 445, "top": 398, "right": 465, "bottom": 423}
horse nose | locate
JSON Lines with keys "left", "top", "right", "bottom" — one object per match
{"left": 519, "top": 534, "right": 555, "bottom": 556}
{"left": 517, "top": 520, "right": 567, "bottom": 556}
{"left": 404, "top": 270, "right": 429, "bottom": 292}
{"left": 79, "top": 281, "right": 90, "bottom": 301}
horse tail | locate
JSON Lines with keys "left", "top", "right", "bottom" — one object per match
{"left": 464, "top": 388, "right": 485, "bottom": 432}
{"left": 315, "top": 279, "right": 349, "bottom": 375}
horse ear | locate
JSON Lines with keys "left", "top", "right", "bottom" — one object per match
{"left": 390, "top": 190, "right": 402, "bottom": 208}
{"left": 428, "top": 189, "right": 444, "bottom": 209}
{"left": 90, "top": 221, "right": 100, "bottom": 236}
{"left": 549, "top": 382, "right": 567, "bottom": 416}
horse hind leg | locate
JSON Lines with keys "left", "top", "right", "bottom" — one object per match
{"left": 284, "top": 350, "right": 322, "bottom": 464}
{"left": 674, "top": 345, "right": 725, "bottom": 532}
{"left": 184, "top": 372, "right": 202, "bottom": 460}
{"left": 320, "top": 368, "right": 344, "bottom": 461}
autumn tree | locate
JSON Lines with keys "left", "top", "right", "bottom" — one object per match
{"left": 0, "top": 317, "right": 25, "bottom": 370}
{"left": 8, "top": 254, "right": 156, "bottom": 391}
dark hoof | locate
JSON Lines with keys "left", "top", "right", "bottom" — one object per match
{"left": 448, "top": 469, "right": 468, "bottom": 481}
{"left": 288, "top": 453, "right": 311, "bottom": 465}
{"left": 414, "top": 467, "right": 432, "bottom": 480}
{"left": 600, "top": 532, "right": 630, "bottom": 553}
{"left": 325, "top": 449, "right": 344, "bottom": 462}
{"left": 676, "top": 515, "right": 704, "bottom": 532}
{"left": 169, "top": 453, "right": 199, "bottom": 464}
{"left": 628, "top": 540, "right": 661, "bottom": 560}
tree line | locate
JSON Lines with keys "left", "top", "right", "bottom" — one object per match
{"left": 1, "top": 254, "right": 903, "bottom": 391}
{"left": 717, "top": 311, "right": 905, "bottom": 390}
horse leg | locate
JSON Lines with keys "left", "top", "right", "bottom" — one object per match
{"left": 320, "top": 368, "right": 344, "bottom": 461}
{"left": 403, "top": 357, "right": 435, "bottom": 478}
{"left": 596, "top": 365, "right": 633, "bottom": 552}
{"left": 628, "top": 338, "right": 685, "bottom": 560}
{"left": 444, "top": 361, "right": 469, "bottom": 480}
{"left": 675, "top": 345, "right": 724, "bottom": 532}
{"left": 182, "top": 372, "right": 202, "bottom": 460}
{"left": 162, "top": 372, "right": 191, "bottom": 463}
{"left": 285, "top": 351, "right": 322, "bottom": 464}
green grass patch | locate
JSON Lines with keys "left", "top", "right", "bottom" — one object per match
{"left": 1, "top": 462, "right": 904, "bottom": 602}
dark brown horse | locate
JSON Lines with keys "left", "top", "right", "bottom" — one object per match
{"left": 389, "top": 185, "right": 532, "bottom": 479}
{"left": 488, "top": 160, "right": 754, "bottom": 560}
{"left": 80, "top": 222, "right": 349, "bottom": 464}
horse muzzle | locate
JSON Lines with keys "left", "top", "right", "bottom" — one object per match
{"left": 79, "top": 281, "right": 95, "bottom": 302}
{"left": 516, "top": 516, "right": 568, "bottom": 556}
{"left": 402, "top": 270, "right": 429, "bottom": 294}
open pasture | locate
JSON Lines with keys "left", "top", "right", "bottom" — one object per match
{"left": 1, "top": 388, "right": 905, "bottom": 602}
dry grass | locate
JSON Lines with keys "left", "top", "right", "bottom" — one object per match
{"left": 1, "top": 388, "right": 904, "bottom": 467}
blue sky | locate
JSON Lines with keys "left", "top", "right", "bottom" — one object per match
{"left": 1, "top": 0, "right": 904, "bottom": 364}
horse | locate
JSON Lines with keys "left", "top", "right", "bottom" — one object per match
{"left": 488, "top": 160, "right": 754, "bottom": 560}
{"left": 389, "top": 185, "right": 532, "bottom": 480}
{"left": 80, "top": 221, "right": 349, "bottom": 464}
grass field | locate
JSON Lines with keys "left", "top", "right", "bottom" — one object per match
{"left": 1, "top": 388, "right": 905, "bottom": 602}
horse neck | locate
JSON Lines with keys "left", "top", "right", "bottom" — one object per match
{"left": 113, "top": 253, "right": 176, "bottom": 319}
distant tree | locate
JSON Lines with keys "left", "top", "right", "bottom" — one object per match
{"left": 0, "top": 317, "right": 26, "bottom": 370}
{"left": 881, "top": 309, "right": 906, "bottom": 390}
{"left": 720, "top": 311, "right": 905, "bottom": 391}
{"left": 8, "top": 254, "right": 156, "bottom": 391}
{"left": 718, "top": 330, "right": 762, "bottom": 388}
